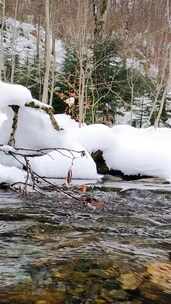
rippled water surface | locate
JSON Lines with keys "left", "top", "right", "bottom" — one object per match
{"left": 0, "top": 179, "right": 171, "bottom": 303}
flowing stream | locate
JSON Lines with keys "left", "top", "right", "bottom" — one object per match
{"left": 0, "top": 178, "right": 170, "bottom": 304}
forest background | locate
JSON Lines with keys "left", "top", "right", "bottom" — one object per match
{"left": 1, "top": 0, "right": 171, "bottom": 127}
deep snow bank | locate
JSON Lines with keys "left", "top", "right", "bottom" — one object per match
{"left": 68, "top": 124, "right": 114, "bottom": 153}
{"left": 55, "top": 114, "right": 80, "bottom": 129}
{"left": 0, "top": 82, "right": 99, "bottom": 183}
{"left": 0, "top": 164, "right": 26, "bottom": 184}
{"left": 65, "top": 122, "right": 171, "bottom": 182}
{"left": 105, "top": 125, "right": 171, "bottom": 181}
{"left": 31, "top": 148, "right": 98, "bottom": 180}
{"left": 0, "top": 81, "right": 32, "bottom": 108}
{"left": 1, "top": 80, "right": 171, "bottom": 184}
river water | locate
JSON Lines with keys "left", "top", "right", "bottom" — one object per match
{"left": 0, "top": 178, "right": 170, "bottom": 303}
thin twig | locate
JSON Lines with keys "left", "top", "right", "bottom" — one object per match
{"left": 5, "top": 146, "right": 83, "bottom": 201}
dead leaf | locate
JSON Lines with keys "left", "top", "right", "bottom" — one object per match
{"left": 79, "top": 185, "right": 88, "bottom": 192}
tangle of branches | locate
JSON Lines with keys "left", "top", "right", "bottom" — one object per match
{"left": 0, "top": 145, "right": 87, "bottom": 201}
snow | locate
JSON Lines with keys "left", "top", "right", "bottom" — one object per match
{"left": 0, "top": 145, "right": 15, "bottom": 153}
{"left": 0, "top": 112, "right": 7, "bottom": 126}
{"left": 0, "top": 81, "right": 99, "bottom": 183}
{"left": 0, "top": 145, "right": 23, "bottom": 169}
{"left": 126, "top": 57, "right": 145, "bottom": 74}
{"left": 0, "top": 108, "right": 14, "bottom": 145}
{"left": 15, "top": 107, "right": 65, "bottom": 149}
{"left": 3, "top": 18, "right": 65, "bottom": 69}
{"left": 104, "top": 125, "right": 171, "bottom": 181}
{"left": 54, "top": 40, "right": 66, "bottom": 69}
{"left": 0, "top": 81, "right": 32, "bottom": 108}
{"left": 26, "top": 99, "right": 51, "bottom": 109}
{"left": 68, "top": 124, "right": 114, "bottom": 153}
{"left": 55, "top": 114, "right": 80, "bottom": 129}
{"left": 148, "top": 64, "right": 158, "bottom": 79}
{"left": 115, "top": 110, "right": 133, "bottom": 125}
{"left": 31, "top": 147, "right": 98, "bottom": 180}
{"left": 115, "top": 97, "right": 153, "bottom": 127}
{"left": 0, "top": 164, "right": 25, "bottom": 184}
{"left": 64, "top": 122, "right": 171, "bottom": 182}
{"left": 1, "top": 80, "right": 171, "bottom": 184}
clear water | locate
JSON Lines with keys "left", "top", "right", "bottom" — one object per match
{"left": 0, "top": 179, "right": 170, "bottom": 303}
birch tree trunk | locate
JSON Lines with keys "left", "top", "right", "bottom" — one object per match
{"left": 78, "top": 64, "right": 85, "bottom": 127}
{"left": 42, "top": 0, "right": 51, "bottom": 104}
{"left": 10, "top": 0, "right": 19, "bottom": 83}
{"left": 154, "top": 88, "right": 167, "bottom": 128}
{"left": 36, "top": 16, "right": 42, "bottom": 100}
{"left": 36, "top": 16, "right": 41, "bottom": 61}
{"left": 92, "top": 0, "right": 109, "bottom": 121}
{"left": 50, "top": 36, "right": 55, "bottom": 106}
{"left": 167, "top": 44, "right": 171, "bottom": 94}
{"left": 149, "top": 51, "right": 168, "bottom": 123}
{"left": 0, "top": 0, "right": 5, "bottom": 80}
{"left": 76, "top": 1, "right": 89, "bottom": 126}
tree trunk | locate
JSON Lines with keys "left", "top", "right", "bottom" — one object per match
{"left": 42, "top": 0, "right": 51, "bottom": 104}
{"left": 79, "top": 65, "right": 85, "bottom": 127}
{"left": 36, "top": 16, "right": 42, "bottom": 100}
{"left": 36, "top": 16, "right": 41, "bottom": 61}
{"left": 10, "top": 0, "right": 19, "bottom": 83}
{"left": 92, "top": 0, "right": 109, "bottom": 117}
{"left": 154, "top": 88, "right": 167, "bottom": 128}
{"left": 167, "top": 44, "right": 171, "bottom": 94}
{"left": 0, "top": 0, "right": 5, "bottom": 80}
{"left": 50, "top": 36, "right": 56, "bottom": 106}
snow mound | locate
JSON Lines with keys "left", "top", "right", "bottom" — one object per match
{"left": 104, "top": 125, "right": 171, "bottom": 181}
{"left": 55, "top": 114, "right": 80, "bottom": 129}
{"left": 65, "top": 122, "right": 171, "bottom": 182}
{"left": 31, "top": 147, "right": 99, "bottom": 180}
{"left": 0, "top": 82, "right": 99, "bottom": 183}
{"left": 15, "top": 107, "right": 65, "bottom": 149}
{"left": 0, "top": 164, "right": 26, "bottom": 184}
{"left": 1, "top": 79, "right": 171, "bottom": 184}
{"left": 0, "top": 112, "right": 7, "bottom": 126}
{"left": 69, "top": 124, "right": 114, "bottom": 153}
{"left": 0, "top": 81, "right": 32, "bottom": 108}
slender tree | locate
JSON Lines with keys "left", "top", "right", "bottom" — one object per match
{"left": 10, "top": 0, "right": 19, "bottom": 83}
{"left": 0, "top": 0, "right": 5, "bottom": 80}
{"left": 42, "top": 0, "right": 51, "bottom": 103}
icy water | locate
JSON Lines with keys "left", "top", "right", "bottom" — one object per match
{"left": 0, "top": 178, "right": 171, "bottom": 304}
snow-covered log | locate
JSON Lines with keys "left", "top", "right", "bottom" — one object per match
{"left": 0, "top": 81, "right": 99, "bottom": 184}
{"left": 69, "top": 123, "right": 171, "bottom": 182}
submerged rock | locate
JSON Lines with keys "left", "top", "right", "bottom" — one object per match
{"left": 119, "top": 272, "right": 144, "bottom": 290}
{"left": 119, "top": 262, "right": 171, "bottom": 303}
{"left": 140, "top": 262, "right": 171, "bottom": 302}
{"left": 0, "top": 187, "right": 170, "bottom": 303}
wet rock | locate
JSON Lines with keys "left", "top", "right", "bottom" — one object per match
{"left": 140, "top": 262, "right": 171, "bottom": 302}
{"left": 108, "top": 289, "right": 128, "bottom": 300}
{"left": 90, "top": 266, "right": 119, "bottom": 280}
{"left": 119, "top": 262, "right": 171, "bottom": 303}
{"left": 94, "top": 299, "right": 106, "bottom": 304}
{"left": 146, "top": 262, "right": 171, "bottom": 292}
{"left": 92, "top": 150, "right": 109, "bottom": 174}
{"left": 119, "top": 272, "right": 144, "bottom": 290}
